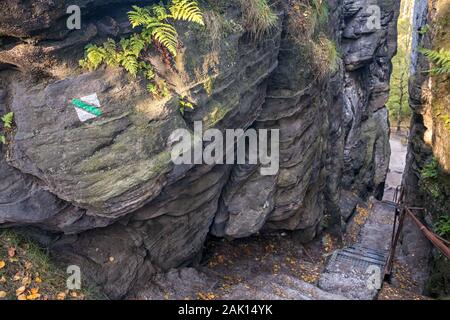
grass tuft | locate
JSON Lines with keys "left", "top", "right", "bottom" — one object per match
{"left": 239, "top": 0, "right": 278, "bottom": 40}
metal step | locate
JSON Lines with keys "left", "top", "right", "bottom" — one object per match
{"left": 338, "top": 250, "right": 386, "bottom": 266}
{"left": 342, "top": 249, "right": 386, "bottom": 265}
{"left": 326, "top": 245, "right": 388, "bottom": 272}
{"left": 345, "top": 245, "right": 388, "bottom": 261}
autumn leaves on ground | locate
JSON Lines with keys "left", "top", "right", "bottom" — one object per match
{"left": 0, "top": 230, "right": 95, "bottom": 300}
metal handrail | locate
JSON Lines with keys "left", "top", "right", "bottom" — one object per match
{"left": 384, "top": 185, "right": 450, "bottom": 280}
{"left": 405, "top": 207, "right": 450, "bottom": 259}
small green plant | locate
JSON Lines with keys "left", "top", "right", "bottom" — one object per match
{"left": 239, "top": 0, "right": 278, "bottom": 39}
{"left": 420, "top": 158, "right": 441, "bottom": 198}
{"left": 179, "top": 96, "right": 195, "bottom": 115}
{"left": 310, "top": 35, "right": 340, "bottom": 78}
{"left": 0, "top": 112, "right": 14, "bottom": 145}
{"left": 422, "top": 158, "right": 439, "bottom": 179}
{"left": 419, "top": 48, "right": 450, "bottom": 75}
{"left": 435, "top": 215, "right": 450, "bottom": 239}
{"left": 324, "top": 38, "right": 340, "bottom": 72}
{"left": 310, "top": 0, "right": 329, "bottom": 28}
{"left": 80, "top": 0, "right": 204, "bottom": 96}
{"left": 439, "top": 114, "right": 450, "bottom": 131}
{"left": 418, "top": 24, "right": 430, "bottom": 35}
{"left": 1, "top": 112, "right": 14, "bottom": 129}
{"left": 147, "top": 80, "right": 171, "bottom": 99}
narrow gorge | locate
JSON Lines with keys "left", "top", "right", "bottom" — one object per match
{"left": 0, "top": 0, "right": 448, "bottom": 301}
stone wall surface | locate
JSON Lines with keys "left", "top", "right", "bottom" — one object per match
{"left": 0, "top": 0, "right": 398, "bottom": 298}
{"left": 402, "top": 0, "right": 450, "bottom": 297}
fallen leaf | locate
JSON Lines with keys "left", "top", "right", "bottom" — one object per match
{"left": 0, "top": 276, "right": 6, "bottom": 283}
{"left": 8, "top": 247, "right": 16, "bottom": 258}
{"left": 16, "top": 286, "right": 26, "bottom": 296}
{"left": 109, "top": 256, "right": 115, "bottom": 262}
{"left": 21, "top": 277, "right": 31, "bottom": 286}
{"left": 24, "top": 261, "right": 33, "bottom": 270}
{"left": 26, "top": 293, "right": 41, "bottom": 300}
{"left": 0, "top": 291, "right": 6, "bottom": 298}
{"left": 30, "top": 288, "right": 39, "bottom": 295}
{"left": 56, "top": 292, "right": 66, "bottom": 300}
{"left": 17, "top": 294, "right": 27, "bottom": 300}
{"left": 35, "top": 277, "right": 42, "bottom": 284}
{"left": 13, "top": 273, "right": 21, "bottom": 281}
{"left": 0, "top": 261, "right": 5, "bottom": 269}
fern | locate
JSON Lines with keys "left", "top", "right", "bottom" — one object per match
{"left": 1, "top": 112, "right": 14, "bottom": 129}
{"left": 103, "top": 39, "right": 120, "bottom": 66}
{"left": 419, "top": 48, "right": 450, "bottom": 75}
{"left": 169, "top": 0, "right": 205, "bottom": 25}
{"left": 421, "top": 158, "right": 439, "bottom": 180}
{"left": 81, "top": 0, "right": 204, "bottom": 99}
{"left": 0, "top": 112, "right": 14, "bottom": 145}
{"left": 149, "top": 23, "right": 179, "bottom": 57}
{"left": 120, "top": 55, "right": 139, "bottom": 76}
{"left": 435, "top": 215, "right": 450, "bottom": 238}
{"left": 128, "top": 0, "right": 203, "bottom": 57}
{"left": 148, "top": 80, "right": 170, "bottom": 98}
{"left": 147, "top": 83, "right": 157, "bottom": 95}
{"left": 151, "top": 4, "right": 172, "bottom": 21}
{"left": 82, "top": 44, "right": 106, "bottom": 70}
{"left": 179, "top": 95, "right": 195, "bottom": 115}
{"left": 139, "top": 62, "right": 156, "bottom": 81}
{"left": 129, "top": 34, "right": 146, "bottom": 57}
{"left": 128, "top": 6, "right": 153, "bottom": 28}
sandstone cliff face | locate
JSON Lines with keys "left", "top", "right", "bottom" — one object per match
{"left": 402, "top": 0, "right": 450, "bottom": 297}
{"left": 0, "top": 0, "right": 398, "bottom": 298}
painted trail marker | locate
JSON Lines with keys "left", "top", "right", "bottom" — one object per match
{"left": 72, "top": 93, "right": 103, "bottom": 122}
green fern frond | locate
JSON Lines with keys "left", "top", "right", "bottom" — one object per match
{"left": 147, "top": 80, "right": 170, "bottom": 98}
{"left": 81, "top": 0, "right": 205, "bottom": 97}
{"left": 128, "top": 6, "right": 153, "bottom": 28}
{"left": 83, "top": 44, "right": 107, "bottom": 70}
{"left": 0, "top": 112, "right": 13, "bottom": 145}
{"left": 169, "top": 0, "right": 204, "bottom": 25}
{"left": 103, "top": 39, "right": 120, "bottom": 66}
{"left": 138, "top": 61, "right": 156, "bottom": 81}
{"left": 120, "top": 55, "right": 139, "bottom": 76}
{"left": 151, "top": 4, "right": 171, "bottom": 21}
{"left": 149, "top": 24, "right": 179, "bottom": 57}
{"left": 129, "top": 34, "right": 146, "bottom": 57}
{"left": 419, "top": 48, "right": 450, "bottom": 75}
{"left": 147, "top": 83, "right": 157, "bottom": 95}
{"left": 1, "top": 112, "right": 14, "bottom": 129}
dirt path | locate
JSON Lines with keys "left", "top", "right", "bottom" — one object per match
{"left": 384, "top": 131, "right": 408, "bottom": 201}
